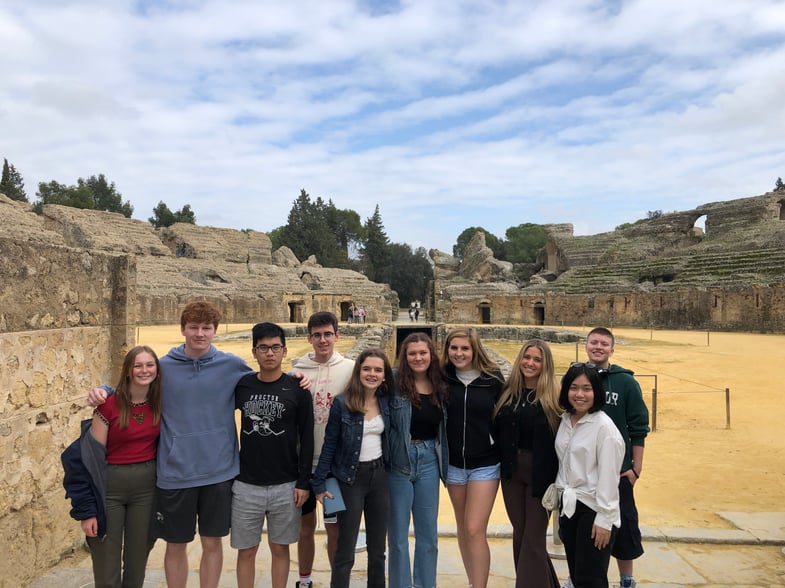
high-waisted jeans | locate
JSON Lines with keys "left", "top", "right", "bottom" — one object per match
{"left": 387, "top": 438, "right": 440, "bottom": 588}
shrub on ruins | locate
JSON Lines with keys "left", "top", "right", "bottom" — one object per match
{"left": 775, "top": 177, "right": 785, "bottom": 192}
{"left": 149, "top": 201, "right": 197, "bottom": 228}
{"left": 34, "top": 174, "right": 133, "bottom": 217}
{"left": 0, "top": 158, "right": 28, "bottom": 202}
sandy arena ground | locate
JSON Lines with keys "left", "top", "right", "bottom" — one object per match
{"left": 133, "top": 323, "right": 784, "bottom": 530}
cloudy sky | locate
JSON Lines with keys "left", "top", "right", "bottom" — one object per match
{"left": 2, "top": 0, "right": 784, "bottom": 254}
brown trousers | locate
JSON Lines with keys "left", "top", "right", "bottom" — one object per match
{"left": 500, "top": 449, "right": 560, "bottom": 588}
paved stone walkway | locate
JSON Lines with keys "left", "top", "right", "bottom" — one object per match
{"left": 31, "top": 512, "right": 785, "bottom": 587}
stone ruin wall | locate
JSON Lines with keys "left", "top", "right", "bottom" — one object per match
{"left": 428, "top": 192, "right": 785, "bottom": 332}
{"left": 0, "top": 237, "right": 134, "bottom": 587}
{"left": 0, "top": 196, "right": 398, "bottom": 326}
{"left": 0, "top": 194, "right": 397, "bottom": 585}
{"left": 430, "top": 286, "right": 785, "bottom": 331}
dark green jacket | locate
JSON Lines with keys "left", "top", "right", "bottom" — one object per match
{"left": 600, "top": 364, "right": 650, "bottom": 473}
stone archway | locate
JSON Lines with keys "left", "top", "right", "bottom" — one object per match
{"left": 339, "top": 301, "right": 353, "bottom": 323}
{"left": 693, "top": 213, "right": 707, "bottom": 237}
{"left": 478, "top": 302, "right": 492, "bottom": 324}
{"left": 288, "top": 301, "right": 305, "bottom": 323}
{"left": 533, "top": 301, "right": 545, "bottom": 325}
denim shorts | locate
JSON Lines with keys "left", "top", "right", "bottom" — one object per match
{"left": 446, "top": 463, "right": 501, "bottom": 485}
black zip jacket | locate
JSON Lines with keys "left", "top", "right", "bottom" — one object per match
{"left": 494, "top": 399, "right": 558, "bottom": 498}
{"left": 445, "top": 365, "right": 503, "bottom": 469}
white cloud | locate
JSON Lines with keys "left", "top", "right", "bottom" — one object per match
{"left": 1, "top": 0, "right": 783, "bottom": 253}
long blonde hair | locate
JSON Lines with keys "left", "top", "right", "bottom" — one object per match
{"left": 494, "top": 339, "right": 562, "bottom": 432}
{"left": 441, "top": 327, "right": 500, "bottom": 379}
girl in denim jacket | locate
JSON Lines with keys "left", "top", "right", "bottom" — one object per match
{"left": 387, "top": 333, "right": 448, "bottom": 588}
{"left": 312, "top": 349, "right": 392, "bottom": 588}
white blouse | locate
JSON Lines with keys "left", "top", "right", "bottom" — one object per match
{"left": 359, "top": 414, "right": 384, "bottom": 462}
{"left": 555, "top": 410, "right": 625, "bottom": 530}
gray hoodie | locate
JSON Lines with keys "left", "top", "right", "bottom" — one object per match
{"left": 157, "top": 344, "right": 252, "bottom": 489}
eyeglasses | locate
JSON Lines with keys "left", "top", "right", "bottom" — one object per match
{"left": 255, "top": 344, "right": 284, "bottom": 353}
{"left": 308, "top": 332, "right": 335, "bottom": 340}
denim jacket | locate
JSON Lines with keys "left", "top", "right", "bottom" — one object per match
{"left": 311, "top": 393, "right": 391, "bottom": 494}
{"left": 386, "top": 392, "right": 449, "bottom": 482}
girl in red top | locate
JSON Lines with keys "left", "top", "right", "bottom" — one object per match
{"left": 85, "top": 345, "right": 162, "bottom": 587}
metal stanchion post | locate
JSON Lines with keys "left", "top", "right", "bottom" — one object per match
{"left": 547, "top": 509, "right": 566, "bottom": 559}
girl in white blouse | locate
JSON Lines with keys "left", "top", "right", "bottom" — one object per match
{"left": 555, "top": 363, "right": 624, "bottom": 588}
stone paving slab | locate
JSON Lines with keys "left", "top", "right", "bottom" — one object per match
{"left": 29, "top": 512, "right": 785, "bottom": 587}
{"left": 717, "top": 511, "right": 785, "bottom": 543}
{"left": 656, "top": 526, "right": 759, "bottom": 545}
{"left": 31, "top": 532, "right": 785, "bottom": 588}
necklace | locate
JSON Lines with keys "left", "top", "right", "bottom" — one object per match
{"left": 524, "top": 388, "right": 536, "bottom": 404}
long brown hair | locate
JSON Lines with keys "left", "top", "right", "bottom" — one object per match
{"left": 114, "top": 345, "right": 162, "bottom": 429}
{"left": 441, "top": 327, "right": 501, "bottom": 379}
{"left": 345, "top": 348, "right": 393, "bottom": 414}
{"left": 494, "top": 339, "right": 562, "bottom": 432}
{"left": 396, "top": 333, "right": 447, "bottom": 408}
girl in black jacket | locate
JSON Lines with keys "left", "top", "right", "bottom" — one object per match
{"left": 442, "top": 328, "right": 503, "bottom": 588}
{"left": 494, "top": 339, "right": 562, "bottom": 588}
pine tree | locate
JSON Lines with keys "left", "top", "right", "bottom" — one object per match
{"left": 362, "top": 205, "right": 392, "bottom": 284}
{"left": 0, "top": 158, "right": 29, "bottom": 202}
{"left": 275, "top": 190, "right": 358, "bottom": 268}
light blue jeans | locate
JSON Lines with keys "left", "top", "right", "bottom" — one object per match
{"left": 387, "top": 438, "right": 441, "bottom": 588}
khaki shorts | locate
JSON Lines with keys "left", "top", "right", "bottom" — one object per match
{"left": 230, "top": 480, "right": 300, "bottom": 548}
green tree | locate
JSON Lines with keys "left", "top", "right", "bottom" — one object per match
{"left": 279, "top": 189, "right": 335, "bottom": 263}
{"left": 275, "top": 189, "right": 361, "bottom": 268}
{"left": 647, "top": 209, "right": 664, "bottom": 219}
{"left": 35, "top": 174, "right": 133, "bottom": 217}
{"left": 388, "top": 243, "right": 432, "bottom": 305}
{"left": 268, "top": 225, "right": 285, "bottom": 250}
{"left": 149, "top": 201, "right": 196, "bottom": 228}
{"left": 0, "top": 158, "right": 28, "bottom": 202}
{"left": 503, "top": 223, "right": 546, "bottom": 264}
{"left": 36, "top": 180, "right": 94, "bottom": 209}
{"left": 83, "top": 174, "right": 133, "bottom": 216}
{"left": 175, "top": 203, "right": 196, "bottom": 225}
{"left": 325, "top": 202, "right": 363, "bottom": 259}
{"left": 775, "top": 177, "right": 785, "bottom": 192}
{"left": 361, "top": 205, "right": 392, "bottom": 283}
{"left": 453, "top": 226, "right": 504, "bottom": 260}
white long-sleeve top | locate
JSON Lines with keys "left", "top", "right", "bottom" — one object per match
{"left": 555, "top": 410, "right": 625, "bottom": 530}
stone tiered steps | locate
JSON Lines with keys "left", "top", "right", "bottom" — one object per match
{"left": 534, "top": 247, "right": 785, "bottom": 294}
{"left": 554, "top": 232, "right": 622, "bottom": 267}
